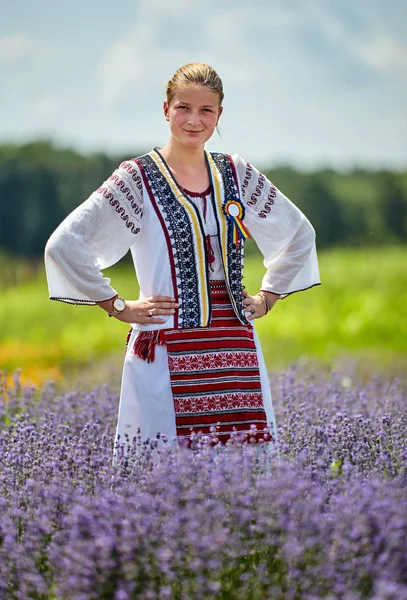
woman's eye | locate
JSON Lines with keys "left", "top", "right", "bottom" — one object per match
{"left": 203, "top": 108, "right": 212, "bottom": 112}
{"left": 178, "top": 106, "right": 188, "bottom": 110}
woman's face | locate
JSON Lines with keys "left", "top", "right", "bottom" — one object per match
{"left": 164, "top": 85, "right": 223, "bottom": 149}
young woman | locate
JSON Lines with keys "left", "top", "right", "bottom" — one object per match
{"left": 45, "top": 63, "right": 320, "bottom": 449}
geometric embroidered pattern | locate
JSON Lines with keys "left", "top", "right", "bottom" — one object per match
{"left": 165, "top": 282, "right": 272, "bottom": 444}
{"left": 97, "top": 160, "right": 143, "bottom": 235}
{"left": 209, "top": 153, "right": 249, "bottom": 325}
{"left": 173, "top": 393, "right": 265, "bottom": 415}
{"left": 135, "top": 153, "right": 203, "bottom": 328}
{"left": 241, "top": 161, "right": 253, "bottom": 199}
{"left": 244, "top": 162, "right": 277, "bottom": 219}
{"left": 169, "top": 351, "right": 260, "bottom": 372}
{"left": 111, "top": 161, "right": 144, "bottom": 218}
{"left": 98, "top": 183, "right": 141, "bottom": 235}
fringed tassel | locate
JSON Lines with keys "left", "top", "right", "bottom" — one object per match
{"left": 133, "top": 330, "right": 166, "bottom": 363}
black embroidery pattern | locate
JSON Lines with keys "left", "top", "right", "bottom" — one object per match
{"left": 96, "top": 162, "right": 144, "bottom": 235}
{"left": 109, "top": 162, "right": 144, "bottom": 218}
{"left": 247, "top": 173, "right": 265, "bottom": 207}
{"left": 97, "top": 185, "right": 141, "bottom": 235}
{"left": 247, "top": 169, "right": 277, "bottom": 219}
{"left": 210, "top": 153, "right": 249, "bottom": 325}
{"left": 136, "top": 154, "right": 202, "bottom": 328}
{"left": 241, "top": 162, "right": 253, "bottom": 198}
{"left": 258, "top": 185, "right": 277, "bottom": 218}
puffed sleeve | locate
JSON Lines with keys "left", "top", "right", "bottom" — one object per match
{"left": 44, "top": 160, "right": 143, "bottom": 304}
{"left": 233, "top": 155, "right": 321, "bottom": 297}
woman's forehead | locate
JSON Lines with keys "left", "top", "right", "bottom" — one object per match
{"left": 171, "top": 85, "right": 220, "bottom": 105}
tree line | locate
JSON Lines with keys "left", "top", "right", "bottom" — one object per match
{"left": 0, "top": 141, "right": 406, "bottom": 259}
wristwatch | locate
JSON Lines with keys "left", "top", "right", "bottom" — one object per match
{"left": 108, "top": 296, "right": 126, "bottom": 318}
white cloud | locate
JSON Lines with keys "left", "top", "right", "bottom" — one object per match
{"left": 353, "top": 35, "right": 407, "bottom": 72}
{"left": 0, "top": 0, "right": 406, "bottom": 167}
{"left": 97, "top": 38, "right": 145, "bottom": 105}
{"left": 0, "top": 32, "right": 32, "bottom": 63}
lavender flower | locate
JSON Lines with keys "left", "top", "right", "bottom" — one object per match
{"left": 0, "top": 366, "right": 405, "bottom": 598}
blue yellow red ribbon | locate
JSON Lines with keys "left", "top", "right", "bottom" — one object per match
{"left": 223, "top": 199, "right": 251, "bottom": 246}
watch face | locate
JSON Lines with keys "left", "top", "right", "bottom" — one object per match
{"left": 113, "top": 297, "right": 126, "bottom": 312}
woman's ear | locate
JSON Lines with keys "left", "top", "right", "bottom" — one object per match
{"left": 216, "top": 105, "right": 223, "bottom": 125}
{"left": 163, "top": 101, "right": 169, "bottom": 121}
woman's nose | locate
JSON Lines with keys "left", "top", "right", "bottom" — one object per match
{"left": 188, "top": 111, "right": 200, "bottom": 125}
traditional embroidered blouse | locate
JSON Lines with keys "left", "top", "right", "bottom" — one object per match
{"left": 45, "top": 150, "right": 320, "bottom": 330}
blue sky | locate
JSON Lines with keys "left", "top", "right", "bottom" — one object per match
{"left": 1, "top": 0, "right": 406, "bottom": 169}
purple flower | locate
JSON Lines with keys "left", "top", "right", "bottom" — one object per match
{"left": 0, "top": 366, "right": 405, "bottom": 598}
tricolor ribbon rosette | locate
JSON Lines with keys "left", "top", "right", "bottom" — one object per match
{"left": 223, "top": 198, "right": 251, "bottom": 246}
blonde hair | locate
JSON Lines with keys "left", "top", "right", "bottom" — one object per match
{"left": 166, "top": 63, "right": 224, "bottom": 106}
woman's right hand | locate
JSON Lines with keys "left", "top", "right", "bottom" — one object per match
{"left": 97, "top": 295, "right": 179, "bottom": 325}
{"left": 115, "top": 296, "right": 179, "bottom": 325}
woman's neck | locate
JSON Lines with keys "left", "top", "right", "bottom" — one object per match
{"left": 159, "top": 139, "right": 206, "bottom": 174}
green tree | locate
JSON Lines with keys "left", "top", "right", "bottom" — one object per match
{"left": 377, "top": 171, "right": 407, "bottom": 242}
{"left": 295, "top": 175, "right": 346, "bottom": 248}
{"left": 0, "top": 157, "right": 26, "bottom": 255}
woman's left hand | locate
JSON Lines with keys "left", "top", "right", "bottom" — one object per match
{"left": 242, "top": 289, "right": 268, "bottom": 321}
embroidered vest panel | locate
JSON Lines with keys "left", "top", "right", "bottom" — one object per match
{"left": 209, "top": 152, "right": 248, "bottom": 325}
{"left": 135, "top": 150, "right": 249, "bottom": 328}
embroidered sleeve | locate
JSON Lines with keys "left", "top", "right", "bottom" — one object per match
{"left": 44, "top": 160, "right": 144, "bottom": 305}
{"left": 241, "top": 161, "right": 277, "bottom": 219}
{"left": 233, "top": 155, "right": 321, "bottom": 297}
{"left": 97, "top": 160, "right": 143, "bottom": 234}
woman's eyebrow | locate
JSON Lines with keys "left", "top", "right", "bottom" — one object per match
{"left": 174, "top": 101, "right": 215, "bottom": 108}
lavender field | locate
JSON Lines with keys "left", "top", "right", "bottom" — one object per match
{"left": 0, "top": 366, "right": 406, "bottom": 600}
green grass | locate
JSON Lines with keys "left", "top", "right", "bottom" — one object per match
{"left": 1, "top": 246, "right": 406, "bottom": 386}
{"left": 246, "top": 245, "right": 407, "bottom": 374}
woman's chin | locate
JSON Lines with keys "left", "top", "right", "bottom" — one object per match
{"left": 173, "top": 132, "right": 212, "bottom": 149}
{"left": 183, "top": 137, "right": 209, "bottom": 150}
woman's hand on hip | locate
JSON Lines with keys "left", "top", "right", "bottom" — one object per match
{"left": 114, "top": 296, "right": 179, "bottom": 324}
{"left": 242, "top": 289, "right": 278, "bottom": 321}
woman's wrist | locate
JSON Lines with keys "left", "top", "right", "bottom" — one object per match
{"left": 97, "top": 295, "right": 127, "bottom": 318}
{"left": 258, "top": 290, "right": 280, "bottom": 313}
{"left": 257, "top": 292, "right": 269, "bottom": 316}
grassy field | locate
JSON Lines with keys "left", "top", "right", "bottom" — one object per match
{"left": 0, "top": 246, "right": 406, "bottom": 387}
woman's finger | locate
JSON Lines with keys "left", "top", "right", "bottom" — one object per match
{"left": 145, "top": 316, "right": 166, "bottom": 324}
{"left": 148, "top": 296, "right": 177, "bottom": 303}
{"left": 151, "top": 301, "right": 179, "bottom": 309}
{"left": 148, "top": 308, "right": 176, "bottom": 316}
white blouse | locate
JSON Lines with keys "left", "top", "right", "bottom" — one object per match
{"left": 44, "top": 153, "right": 320, "bottom": 329}
{"left": 182, "top": 185, "right": 225, "bottom": 281}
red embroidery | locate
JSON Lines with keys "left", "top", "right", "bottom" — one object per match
{"left": 124, "top": 327, "right": 133, "bottom": 354}
{"left": 96, "top": 162, "right": 143, "bottom": 234}
{"left": 181, "top": 185, "right": 211, "bottom": 198}
{"left": 97, "top": 186, "right": 141, "bottom": 234}
{"left": 245, "top": 169, "right": 277, "bottom": 218}
{"left": 165, "top": 282, "right": 271, "bottom": 444}
{"left": 258, "top": 186, "right": 277, "bottom": 218}
{"left": 121, "top": 161, "right": 143, "bottom": 191}
{"left": 173, "top": 392, "right": 264, "bottom": 414}
{"left": 108, "top": 167, "right": 143, "bottom": 217}
{"left": 168, "top": 351, "right": 259, "bottom": 372}
{"left": 241, "top": 162, "right": 253, "bottom": 198}
{"left": 247, "top": 173, "right": 265, "bottom": 207}
{"left": 226, "top": 154, "right": 241, "bottom": 192}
